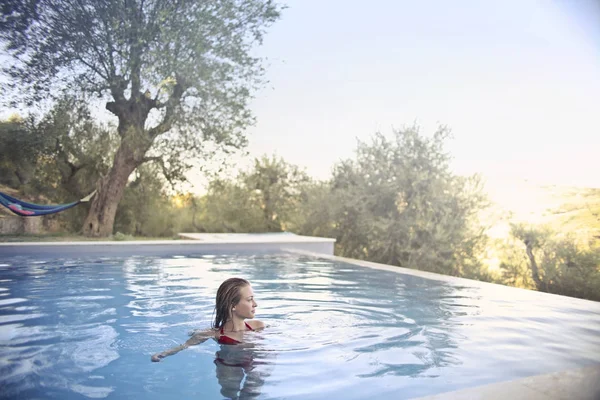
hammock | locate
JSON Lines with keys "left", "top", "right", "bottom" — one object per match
{"left": 0, "top": 190, "right": 96, "bottom": 217}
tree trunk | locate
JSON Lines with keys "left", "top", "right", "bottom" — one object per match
{"left": 81, "top": 82, "right": 180, "bottom": 237}
{"left": 82, "top": 140, "right": 143, "bottom": 237}
{"left": 524, "top": 240, "right": 547, "bottom": 292}
{"left": 82, "top": 89, "right": 158, "bottom": 237}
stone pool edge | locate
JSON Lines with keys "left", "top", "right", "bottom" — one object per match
{"left": 285, "top": 248, "right": 600, "bottom": 305}
{"left": 0, "top": 233, "right": 335, "bottom": 256}
{"left": 411, "top": 364, "right": 600, "bottom": 400}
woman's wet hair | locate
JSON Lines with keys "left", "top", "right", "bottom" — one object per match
{"left": 213, "top": 278, "right": 250, "bottom": 329}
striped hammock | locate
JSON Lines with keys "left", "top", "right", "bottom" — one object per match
{"left": 0, "top": 191, "right": 96, "bottom": 217}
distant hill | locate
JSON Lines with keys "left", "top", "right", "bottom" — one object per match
{"left": 483, "top": 179, "right": 600, "bottom": 244}
{"left": 543, "top": 187, "right": 600, "bottom": 241}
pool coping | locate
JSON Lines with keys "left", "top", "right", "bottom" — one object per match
{"left": 284, "top": 248, "right": 600, "bottom": 306}
{"left": 0, "top": 233, "right": 336, "bottom": 256}
{"left": 410, "top": 364, "right": 600, "bottom": 400}
{"left": 0, "top": 233, "right": 335, "bottom": 246}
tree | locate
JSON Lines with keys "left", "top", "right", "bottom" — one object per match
{"left": 330, "top": 126, "right": 489, "bottom": 276}
{"left": 0, "top": 99, "right": 113, "bottom": 201}
{"left": 0, "top": 0, "right": 282, "bottom": 236}
{"left": 286, "top": 180, "right": 337, "bottom": 238}
{"left": 33, "top": 97, "right": 118, "bottom": 200}
{"left": 241, "top": 155, "right": 310, "bottom": 231}
{"left": 508, "top": 224, "right": 600, "bottom": 301}
{"left": 194, "top": 155, "right": 310, "bottom": 233}
{"left": 113, "top": 164, "right": 188, "bottom": 237}
{"left": 497, "top": 237, "right": 534, "bottom": 289}
{"left": 509, "top": 224, "right": 550, "bottom": 291}
{"left": 0, "top": 115, "right": 43, "bottom": 188}
{"left": 200, "top": 178, "right": 267, "bottom": 233}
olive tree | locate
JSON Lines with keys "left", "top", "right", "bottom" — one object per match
{"left": 0, "top": 0, "right": 281, "bottom": 235}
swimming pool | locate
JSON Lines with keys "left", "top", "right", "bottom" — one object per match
{"left": 1, "top": 251, "right": 599, "bottom": 399}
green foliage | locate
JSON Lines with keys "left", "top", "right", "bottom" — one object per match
{"left": 198, "top": 179, "right": 267, "bottom": 233}
{"left": 0, "top": 99, "right": 119, "bottom": 231}
{"left": 241, "top": 155, "right": 310, "bottom": 232}
{"left": 286, "top": 181, "right": 338, "bottom": 238}
{"left": 32, "top": 97, "right": 117, "bottom": 197}
{"left": 497, "top": 237, "right": 535, "bottom": 289}
{"left": 3, "top": 102, "right": 597, "bottom": 301}
{"left": 1, "top": 99, "right": 116, "bottom": 194}
{"left": 113, "top": 165, "right": 194, "bottom": 237}
{"left": 0, "top": 100, "right": 199, "bottom": 236}
{"left": 328, "top": 126, "right": 489, "bottom": 277}
{"left": 112, "top": 232, "right": 133, "bottom": 241}
{"left": 1, "top": 0, "right": 283, "bottom": 181}
{"left": 0, "top": 115, "right": 46, "bottom": 189}
{"left": 189, "top": 128, "right": 491, "bottom": 281}
{"left": 192, "top": 155, "right": 310, "bottom": 233}
{"left": 499, "top": 224, "right": 600, "bottom": 301}
{"left": 549, "top": 188, "right": 600, "bottom": 245}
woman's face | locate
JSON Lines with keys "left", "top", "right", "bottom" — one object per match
{"left": 232, "top": 285, "right": 257, "bottom": 320}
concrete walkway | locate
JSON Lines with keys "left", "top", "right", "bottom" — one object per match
{"left": 0, "top": 232, "right": 336, "bottom": 256}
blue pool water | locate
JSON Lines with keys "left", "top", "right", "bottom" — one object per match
{"left": 1, "top": 251, "right": 599, "bottom": 399}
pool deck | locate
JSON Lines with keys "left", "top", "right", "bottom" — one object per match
{"left": 0, "top": 232, "right": 335, "bottom": 256}
{"left": 411, "top": 364, "right": 600, "bottom": 400}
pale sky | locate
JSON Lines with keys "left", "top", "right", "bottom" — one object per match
{"left": 230, "top": 0, "right": 600, "bottom": 190}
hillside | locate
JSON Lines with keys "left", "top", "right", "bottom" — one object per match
{"left": 480, "top": 178, "right": 600, "bottom": 273}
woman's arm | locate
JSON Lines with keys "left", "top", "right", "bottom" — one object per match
{"left": 151, "top": 330, "right": 214, "bottom": 362}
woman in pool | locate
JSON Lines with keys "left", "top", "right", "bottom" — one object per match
{"left": 151, "top": 277, "right": 265, "bottom": 362}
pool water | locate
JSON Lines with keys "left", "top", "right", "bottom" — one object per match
{"left": 1, "top": 252, "right": 599, "bottom": 399}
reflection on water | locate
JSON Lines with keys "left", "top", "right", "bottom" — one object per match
{"left": 0, "top": 253, "right": 599, "bottom": 399}
{"left": 214, "top": 341, "right": 276, "bottom": 400}
{"left": 0, "top": 258, "right": 121, "bottom": 399}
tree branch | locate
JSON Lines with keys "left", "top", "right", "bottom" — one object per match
{"left": 125, "top": 0, "right": 142, "bottom": 97}
{"left": 73, "top": 55, "right": 109, "bottom": 80}
{"left": 54, "top": 137, "right": 86, "bottom": 181}
{"left": 73, "top": 0, "right": 111, "bottom": 79}
{"left": 147, "top": 78, "right": 187, "bottom": 138}
{"left": 95, "top": 2, "right": 118, "bottom": 80}
{"left": 140, "top": 155, "right": 177, "bottom": 188}
{"left": 141, "top": 156, "right": 162, "bottom": 164}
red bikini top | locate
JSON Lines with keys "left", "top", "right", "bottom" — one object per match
{"left": 218, "top": 322, "right": 254, "bottom": 345}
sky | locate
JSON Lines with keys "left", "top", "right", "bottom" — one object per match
{"left": 215, "top": 0, "right": 600, "bottom": 192}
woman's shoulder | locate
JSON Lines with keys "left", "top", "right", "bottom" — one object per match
{"left": 246, "top": 319, "right": 265, "bottom": 330}
{"left": 189, "top": 327, "right": 219, "bottom": 338}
